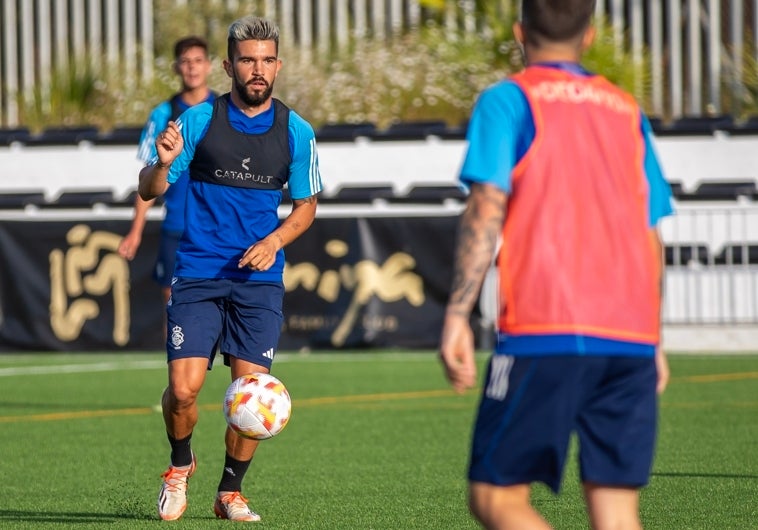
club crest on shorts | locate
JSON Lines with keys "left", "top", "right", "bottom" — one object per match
{"left": 171, "top": 325, "right": 185, "bottom": 349}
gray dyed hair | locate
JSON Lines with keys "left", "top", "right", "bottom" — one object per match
{"left": 227, "top": 16, "right": 280, "bottom": 59}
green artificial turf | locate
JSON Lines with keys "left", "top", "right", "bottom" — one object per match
{"left": 0, "top": 351, "right": 755, "bottom": 529}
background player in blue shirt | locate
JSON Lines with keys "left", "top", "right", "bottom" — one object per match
{"left": 118, "top": 36, "right": 216, "bottom": 311}
{"left": 139, "top": 17, "right": 322, "bottom": 523}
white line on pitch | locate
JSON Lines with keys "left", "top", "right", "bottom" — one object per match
{"left": 0, "top": 351, "right": 451, "bottom": 377}
{"left": 0, "top": 359, "right": 166, "bottom": 377}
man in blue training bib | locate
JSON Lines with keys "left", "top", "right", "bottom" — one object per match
{"left": 139, "top": 16, "right": 322, "bottom": 523}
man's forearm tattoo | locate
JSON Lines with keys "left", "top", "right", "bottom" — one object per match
{"left": 447, "top": 187, "right": 506, "bottom": 316}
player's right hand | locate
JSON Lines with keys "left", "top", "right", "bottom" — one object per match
{"left": 117, "top": 232, "right": 142, "bottom": 260}
{"left": 439, "top": 313, "right": 477, "bottom": 393}
{"left": 155, "top": 121, "right": 183, "bottom": 165}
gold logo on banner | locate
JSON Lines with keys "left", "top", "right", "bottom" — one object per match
{"left": 49, "top": 224, "right": 130, "bottom": 345}
{"left": 284, "top": 239, "right": 425, "bottom": 346}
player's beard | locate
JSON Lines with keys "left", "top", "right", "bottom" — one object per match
{"left": 234, "top": 74, "right": 275, "bottom": 107}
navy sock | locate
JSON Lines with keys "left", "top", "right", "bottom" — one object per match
{"left": 217, "top": 453, "right": 252, "bottom": 493}
{"left": 167, "top": 433, "right": 193, "bottom": 467}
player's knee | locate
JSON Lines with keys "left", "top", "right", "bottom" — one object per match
{"left": 468, "top": 482, "right": 503, "bottom": 527}
{"left": 469, "top": 482, "right": 543, "bottom": 530}
{"left": 167, "top": 382, "right": 200, "bottom": 407}
{"left": 468, "top": 492, "right": 490, "bottom": 527}
{"left": 584, "top": 483, "right": 642, "bottom": 530}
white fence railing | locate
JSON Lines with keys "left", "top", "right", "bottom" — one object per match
{"left": 661, "top": 203, "right": 758, "bottom": 325}
{"left": 1, "top": 1, "right": 758, "bottom": 126}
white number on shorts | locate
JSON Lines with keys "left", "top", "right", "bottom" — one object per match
{"left": 485, "top": 355, "right": 514, "bottom": 401}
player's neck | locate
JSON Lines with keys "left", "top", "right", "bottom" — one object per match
{"left": 229, "top": 91, "right": 273, "bottom": 118}
{"left": 525, "top": 47, "right": 581, "bottom": 65}
{"left": 179, "top": 86, "right": 211, "bottom": 106}
{"left": 523, "top": 42, "right": 582, "bottom": 66}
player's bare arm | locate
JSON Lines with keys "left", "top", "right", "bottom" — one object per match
{"left": 447, "top": 183, "right": 507, "bottom": 317}
{"left": 439, "top": 183, "right": 507, "bottom": 392}
{"left": 117, "top": 196, "right": 156, "bottom": 260}
{"left": 238, "top": 195, "right": 318, "bottom": 271}
{"left": 138, "top": 121, "right": 183, "bottom": 200}
{"left": 652, "top": 228, "right": 670, "bottom": 394}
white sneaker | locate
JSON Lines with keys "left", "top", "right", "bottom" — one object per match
{"left": 213, "top": 491, "right": 261, "bottom": 522}
{"left": 157, "top": 454, "right": 197, "bottom": 521}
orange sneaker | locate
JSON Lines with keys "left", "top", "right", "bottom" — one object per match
{"left": 213, "top": 491, "right": 261, "bottom": 522}
{"left": 157, "top": 454, "right": 197, "bottom": 521}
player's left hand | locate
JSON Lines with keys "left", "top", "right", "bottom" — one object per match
{"left": 238, "top": 238, "right": 278, "bottom": 271}
{"left": 655, "top": 347, "right": 670, "bottom": 394}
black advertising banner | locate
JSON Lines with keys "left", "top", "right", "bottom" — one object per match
{"left": 0, "top": 219, "right": 164, "bottom": 351}
{"left": 279, "top": 216, "right": 462, "bottom": 350}
{"left": 0, "top": 215, "right": 480, "bottom": 352}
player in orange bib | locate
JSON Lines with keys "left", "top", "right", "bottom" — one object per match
{"left": 439, "top": 1, "right": 674, "bottom": 528}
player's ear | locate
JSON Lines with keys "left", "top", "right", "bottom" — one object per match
{"left": 222, "top": 59, "right": 233, "bottom": 78}
{"left": 512, "top": 22, "right": 525, "bottom": 46}
{"left": 581, "top": 25, "right": 596, "bottom": 51}
{"left": 512, "top": 22, "right": 526, "bottom": 64}
{"left": 172, "top": 61, "right": 180, "bottom": 75}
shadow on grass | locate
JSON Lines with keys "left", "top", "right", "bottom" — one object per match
{"left": 0, "top": 510, "right": 153, "bottom": 523}
{"left": 653, "top": 471, "right": 758, "bottom": 479}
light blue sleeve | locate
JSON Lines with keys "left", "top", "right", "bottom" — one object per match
{"left": 459, "top": 81, "right": 534, "bottom": 193}
{"left": 287, "top": 111, "right": 323, "bottom": 199}
{"left": 641, "top": 115, "right": 675, "bottom": 226}
{"left": 137, "top": 102, "right": 171, "bottom": 164}
{"left": 165, "top": 103, "right": 213, "bottom": 184}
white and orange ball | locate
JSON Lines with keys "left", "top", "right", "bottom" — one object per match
{"left": 223, "top": 373, "right": 292, "bottom": 440}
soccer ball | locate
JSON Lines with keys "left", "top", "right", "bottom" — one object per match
{"left": 223, "top": 373, "right": 292, "bottom": 440}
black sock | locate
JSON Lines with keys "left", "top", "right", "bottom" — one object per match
{"left": 217, "top": 453, "right": 252, "bottom": 493}
{"left": 167, "top": 433, "right": 193, "bottom": 467}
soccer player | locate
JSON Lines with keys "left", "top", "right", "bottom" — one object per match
{"left": 118, "top": 36, "right": 216, "bottom": 310}
{"left": 138, "top": 16, "right": 322, "bottom": 522}
{"left": 438, "top": 1, "right": 674, "bottom": 529}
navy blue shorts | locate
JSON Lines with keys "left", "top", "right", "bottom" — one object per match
{"left": 468, "top": 354, "right": 657, "bottom": 493}
{"left": 166, "top": 277, "right": 284, "bottom": 369}
{"left": 153, "top": 231, "right": 181, "bottom": 287}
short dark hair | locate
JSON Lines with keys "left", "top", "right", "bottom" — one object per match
{"left": 521, "top": 0, "right": 596, "bottom": 45}
{"left": 174, "top": 36, "right": 209, "bottom": 60}
{"left": 227, "top": 16, "right": 280, "bottom": 59}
